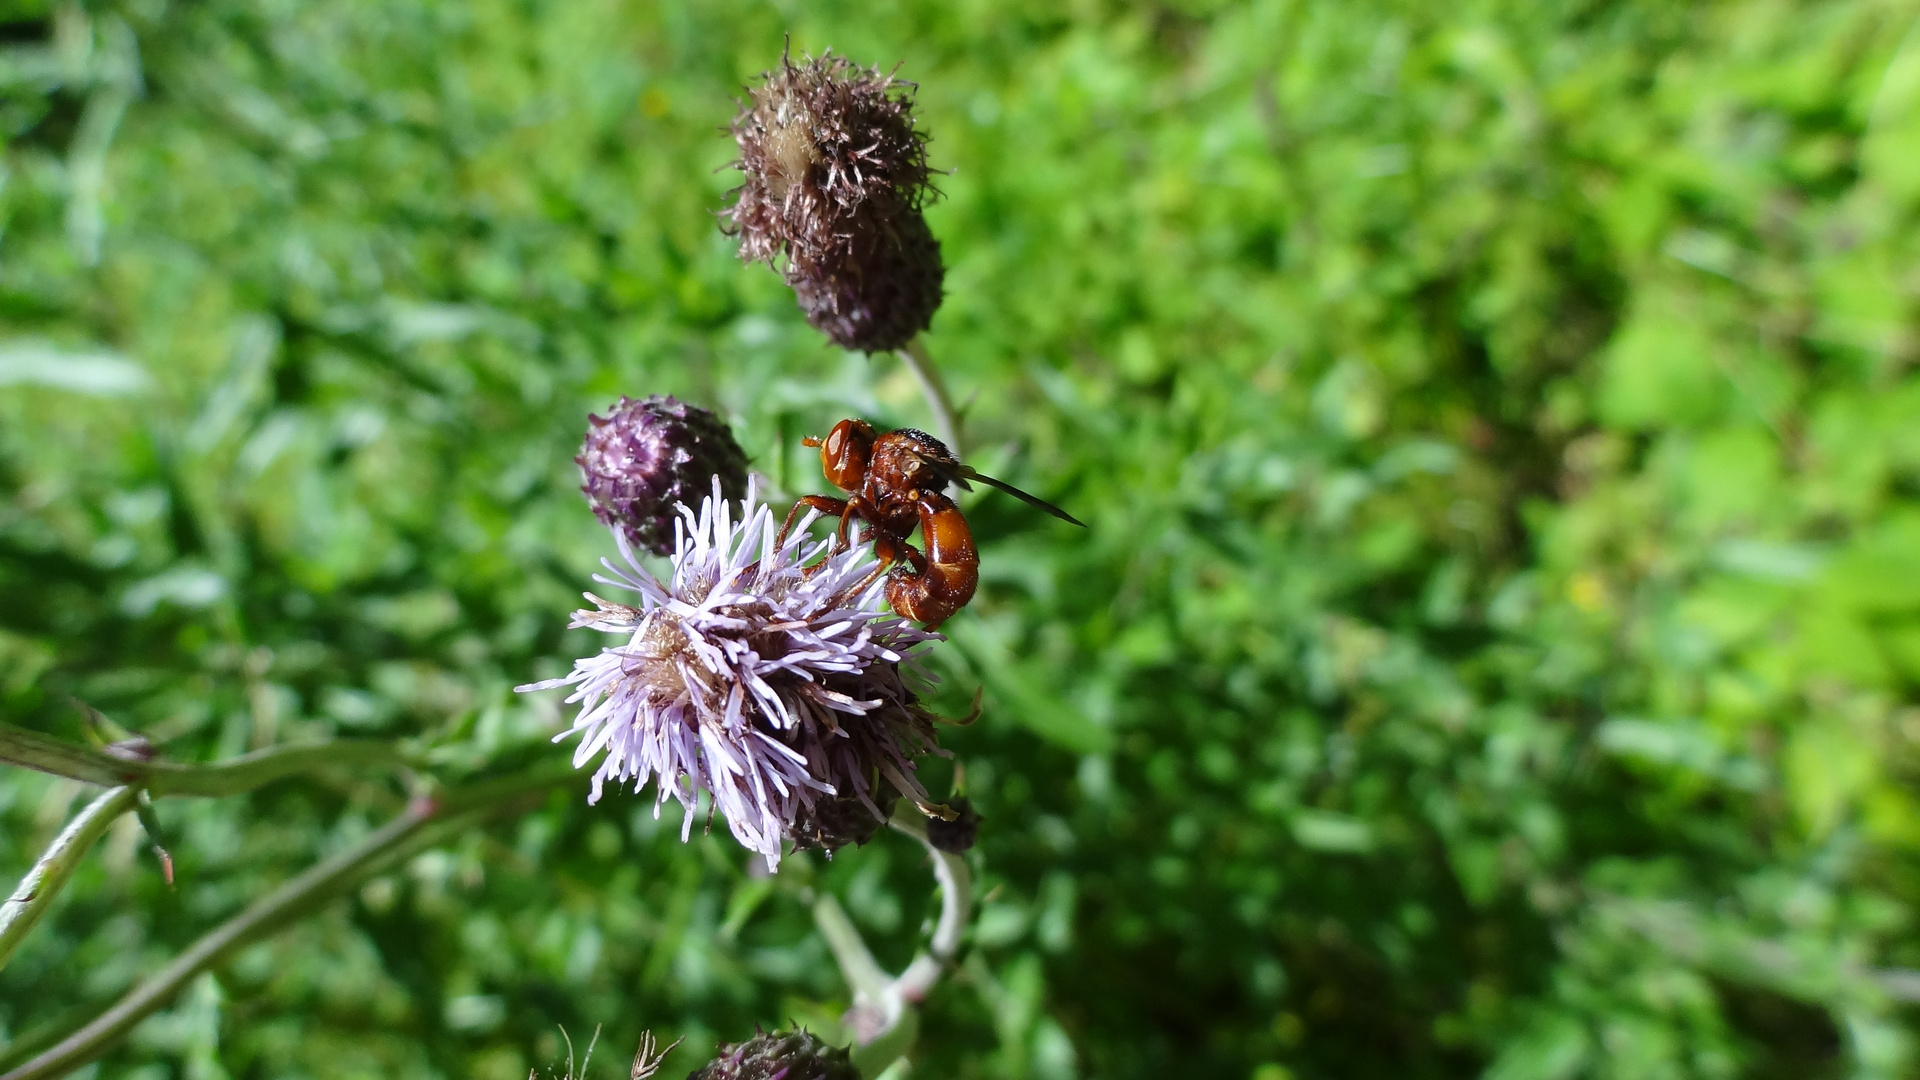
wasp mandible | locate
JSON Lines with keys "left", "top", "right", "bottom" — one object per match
{"left": 779, "top": 420, "right": 1084, "bottom": 629}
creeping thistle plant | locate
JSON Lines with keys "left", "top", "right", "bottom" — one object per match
{"left": 1, "top": 44, "right": 1007, "bottom": 1080}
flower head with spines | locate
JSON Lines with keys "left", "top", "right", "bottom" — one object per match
{"left": 724, "top": 49, "right": 944, "bottom": 352}
{"left": 576, "top": 394, "right": 749, "bottom": 556}
{"left": 516, "top": 477, "right": 944, "bottom": 867}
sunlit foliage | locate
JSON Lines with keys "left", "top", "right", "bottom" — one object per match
{"left": 4, "top": 1, "right": 1919, "bottom": 1077}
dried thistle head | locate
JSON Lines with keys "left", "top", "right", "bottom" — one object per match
{"left": 791, "top": 201, "right": 943, "bottom": 352}
{"left": 726, "top": 50, "right": 933, "bottom": 267}
{"left": 725, "top": 49, "right": 945, "bottom": 352}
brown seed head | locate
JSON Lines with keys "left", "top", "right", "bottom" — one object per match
{"left": 791, "top": 201, "right": 943, "bottom": 352}
{"left": 725, "top": 49, "right": 944, "bottom": 352}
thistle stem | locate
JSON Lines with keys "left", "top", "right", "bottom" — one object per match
{"left": 0, "top": 767, "right": 571, "bottom": 1080}
{"left": 0, "top": 805, "right": 438, "bottom": 1080}
{"left": 0, "top": 726, "right": 127, "bottom": 787}
{"left": 814, "top": 892, "right": 892, "bottom": 1004}
{"left": 0, "top": 786, "right": 139, "bottom": 972}
{"left": 884, "top": 813, "right": 971, "bottom": 1004}
{"left": 0, "top": 723, "right": 411, "bottom": 797}
{"left": 814, "top": 809, "right": 973, "bottom": 1047}
{"left": 899, "top": 337, "right": 962, "bottom": 455}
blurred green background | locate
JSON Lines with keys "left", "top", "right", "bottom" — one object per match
{"left": 4, "top": 0, "right": 1920, "bottom": 1077}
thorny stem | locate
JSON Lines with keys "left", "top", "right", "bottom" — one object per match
{"left": 0, "top": 766, "right": 572, "bottom": 1080}
{"left": 0, "top": 807, "right": 437, "bottom": 1080}
{"left": 0, "top": 723, "right": 411, "bottom": 797}
{"left": 0, "top": 786, "right": 139, "bottom": 972}
{"left": 899, "top": 337, "right": 963, "bottom": 456}
{"left": 813, "top": 808, "right": 974, "bottom": 1046}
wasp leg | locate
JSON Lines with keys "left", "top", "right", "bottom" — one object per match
{"left": 778, "top": 494, "right": 850, "bottom": 548}
{"left": 853, "top": 533, "right": 919, "bottom": 595}
{"left": 834, "top": 494, "right": 889, "bottom": 554}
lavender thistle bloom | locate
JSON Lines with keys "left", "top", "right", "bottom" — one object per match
{"left": 515, "top": 479, "right": 944, "bottom": 867}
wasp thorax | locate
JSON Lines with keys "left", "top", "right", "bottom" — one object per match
{"left": 724, "top": 50, "right": 945, "bottom": 353}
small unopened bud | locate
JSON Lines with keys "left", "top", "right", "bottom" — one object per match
{"left": 577, "top": 395, "right": 749, "bottom": 555}
{"left": 688, "top": 1029, "right": 857, "bottom": 1080}
{"left": 725, "top": 49, "right": 944, "bottom": 352}
{"left": 925, "top": 796, "right": 980, "bottom": 853}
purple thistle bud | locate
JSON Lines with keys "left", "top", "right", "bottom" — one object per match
{"left": 576, "top": 395, "right": 749, "bottom": 556}
{"left": 724, "top": 49, "right": 945, "bottom": 352}
{"left": 688, "top": 1029, "right": 857, "bottom": 1080}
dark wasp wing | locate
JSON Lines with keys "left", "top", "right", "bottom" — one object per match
{"left": 955, "top": 464, "right": 1086, "bottom": 527}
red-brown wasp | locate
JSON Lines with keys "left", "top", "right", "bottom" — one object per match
{"left": 779, "top": 420, "right": 1084, "bottom": 629}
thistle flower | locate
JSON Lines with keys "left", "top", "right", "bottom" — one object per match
{"left": 516, "top": 478, "right": 944, "bottom": 867}
{"left": 576, "top": 395, "right": 749, "bottom": 555}
{"left": 724, "top": 49, "right": 944, "bottom": 352}
{"left": 688, "top": 1029, "right": 857, "bottom": 1080}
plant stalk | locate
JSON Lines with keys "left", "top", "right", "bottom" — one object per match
{"left": 0, "top": 786, "right": 139, "bottom": 972}
{"left": 884, "top": 813, "right": 971, "bottom": 1005}
{"left": 0, "top": 723, "right": 410, "bottom": 797}
{"left": 900, "top": 337, "right": 962, "bottom": 455}
{"left": 0, "top": 766, "right": 572, "bottom": 1080}
{"left": 815, "top": 808, "right": 974, "bottom": 1047}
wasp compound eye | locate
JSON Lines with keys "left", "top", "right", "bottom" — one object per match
{"left": 576, "top": 395, "right": 749, "bottom": 555}
{"left": 724, "top": 50, "right": 944, "bottom": 352}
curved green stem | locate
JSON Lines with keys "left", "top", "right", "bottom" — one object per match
{"left": 884, "top": 813, "right": 971, "bottom": 1005}
{"left": 0, "top": 723, "right": 410, "bottom": 797}
{"left": 0, "top": 727, "right": 127, "bottom": 787}
{"left": 144, "top": 741, "right": 410, "bottom": 797}
{"left": 814, "top": 892, "right": 892, "bottom": 1003}
{"left": 0, "top": 786, "right": 139, "bottom": 972}
{"left": 900, "top": 337, "right": 963, "bottom": 455}
{"left": 815, "top": 808, "right": 974, "bottom": 1048}
{"left": 0, "top": 805, "right": 436, "bottom": 1080}
{"left": 0, "top": 765, "right": 571, "bottom": 1080}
